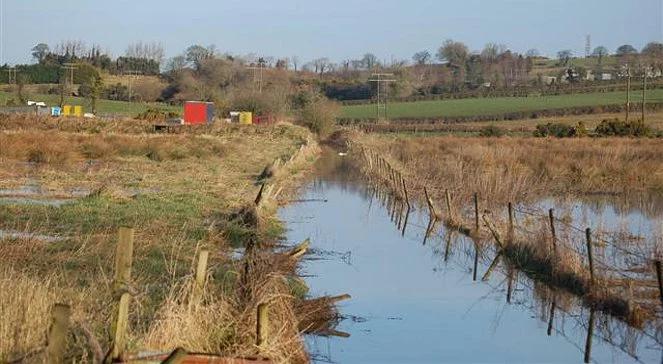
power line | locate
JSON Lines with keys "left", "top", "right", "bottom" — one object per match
{"left": 368, "top": 73, "right": 396, "bottom": 120}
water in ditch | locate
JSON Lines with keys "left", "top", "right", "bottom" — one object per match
{"left": 279, "top": 152, "right": 662, "bottom": 364}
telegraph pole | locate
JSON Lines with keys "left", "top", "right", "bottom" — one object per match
{"left": 123, "top": 70, "right": 142, "bottom": 101}
{"left": 4, "top": 67, "right": 16, "bottom": 84}
{"left": 642, "top": 69, "right": 647, "bottom": 125}
{"left": 625, "top": 66, "right": 631, "bottom": 123}
{"left": 369, "top": 73, "right": 396, "bottom": 120}
{"left": 247, "top": 61, "right": 266, "bottom": 93}
{"left": 62, "top": 63, "right": 77, "bottom": 85}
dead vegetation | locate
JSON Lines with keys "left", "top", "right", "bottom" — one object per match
{"left": 348, "top": 133, "right": 663, "bottom": 328}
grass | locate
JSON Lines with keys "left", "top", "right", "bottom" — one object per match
{"left": 341, "top": 89, "right": 663, "bottom": 119}
{"left": 0, "top": 91, "right": 180, "bottom": 117}
{"left": 0, "top": 115, "right": 319, "bottom": 362}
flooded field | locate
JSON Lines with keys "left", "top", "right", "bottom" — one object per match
{"left": 280, "top": 152, "right": 663, "bottom": 363}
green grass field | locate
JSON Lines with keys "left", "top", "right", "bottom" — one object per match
{"left": 341, "top": 89, "right": 663, "bottom": 119}
{"left": 0, "top": 91, "right": 180, "bottom": 117}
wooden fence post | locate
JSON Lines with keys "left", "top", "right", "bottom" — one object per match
{"left": 46, "top": 303, "right": 71, "bottom": 364}
{"left": 548, "top": 209, "right": 557, "bottom": 254}
{"left": 507, "top": 202, "right": 514, "bottom": 244}
{"left": 423, "top": 186, "right": 438, "bottom": 220}
{"left": 445, "top": 189, "right": 454, "bottom": 221}
{"left": 585, "top": 228, "right": 595, "bottom": 286}
{"left": 192, "top": 249, "right": 209, "bottom": 304}
{"left": 106, "top": 292, "right": 130, "bottom": 363}
{"left": 655, "top": 260, "right": 663, "bottom": 307}
{"left": 114, "top": 227, "right": 134, "bottom": 293}
{"left": 401, "top": 178, "right": 410, "bottom": 209}
{"left": 473, "top": 193, "right": 480, "bottom": 232}
{"left": 256, "top": 303, "right": 270, "bottom": 347}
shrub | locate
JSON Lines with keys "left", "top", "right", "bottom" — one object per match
{"left": 298, "top": 98, "right": 339, "bottom": 137}
{"left": 594, "top": 119, "right": 653, "bottom": 137}
{"left": 533, "top": 123, "right": 578, "bottom": 138}
{"left": 479, "top": 125, "right": 505, "bottom": 137}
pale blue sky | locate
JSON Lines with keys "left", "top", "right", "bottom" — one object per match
{"left": 0, "top": 0, "right": 661, "bottom": 65}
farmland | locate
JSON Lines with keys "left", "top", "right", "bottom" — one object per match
{"left": 0, "top": 91, "right": 179, "bottom": 117}
{"left": 341, "top": 89, "right": 663, "bottom": 119}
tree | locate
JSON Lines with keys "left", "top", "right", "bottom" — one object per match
{"left": 591, "top": 46, "right": 609, "bottom": 64}
{"left": 481, "top": 43, "right": 506, "bottom": 64}
{"left": 412, "top": 50, "right": 431, "bottom": 66}
{"left": 291, "top": 56, "right": 300, "bottom": 72}
{"left": 436, "top": 39, "right": 469, "bottom": 67}
{"left": 361, "top": 53, "right": 379, "bottom": 70}
{"left": 81, "top": 75, "right": 103, "bottom": 114}
{"left": 31, "top": 43, "right": 50, "bottom": 63}
{"left": 525, "top": 49, "right": 541, "bottom": 58}
{"left": 642, "top": 42, "right": 663, "bottom": 56}
{"left": 185, "top": 44, "right": 214, "bottom": 69}
{"left": 166, "top": 55, "right": 187, "bottom": 74}
{"left": 616, "top": 44, "right": 638, "bottom": 56}
{"left": 557, "top": 50, "right": 573, "bottom": 66}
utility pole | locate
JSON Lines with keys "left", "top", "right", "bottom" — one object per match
{"left": 62, "top": 63, "right": 77, "bottom": 85}
{"left": 642, "top": 69, "right": 647, "bottom": 125}
{"left": 625, "top": 66, "right": 631, "bottom": 123}
{"left": 123, "top": 70, "right": 142, "bottom": 101}
{"left": 368, "top": 73, "right": 396, "bottom": 120}
{"left": 247, "top": 60, "right": 266, "bottom": 93}
{"left": 4, "top": 67, "right": 16, "bottom": 84}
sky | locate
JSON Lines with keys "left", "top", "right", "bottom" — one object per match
{"left": 0, "top": 0, "right": 661, "bottom": 65}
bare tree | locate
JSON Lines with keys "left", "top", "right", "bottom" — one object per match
{"left": 412, "top": 50, "right": 432, "bottom": 66}
{"left": 291, "top": 56, "right": 300, "bottom": 72}
{"left": 557, "top": 50, "right": 573, "bottom": 66}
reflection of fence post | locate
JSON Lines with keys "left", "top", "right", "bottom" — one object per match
{"left": 47, "top": 303, "right": 71, "bottom": 364}
{"left": 655, "top": 260, "right": 663, "bottom": 308}
{"left": 548, "top": 209, "right": 557, "bottom": 254}
{"left": 256, "top": 303, "right": 270, "bottom": 347}
{"left": 585, "top": 228, "right": 595, "bottom": 286}
{"left": 473, "top": 193, "right": 480, "bottom": 232}
{"left": 583, "top": 309, "right": 596, "bottom": 363}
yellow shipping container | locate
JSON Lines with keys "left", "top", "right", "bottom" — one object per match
{"left": 62, "top": 105, "right": 72, "bottom": 116}
{"left": 239, "top": 112, "right": 253, "bottom": 125}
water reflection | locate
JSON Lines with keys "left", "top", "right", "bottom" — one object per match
{"left": 279, "top": 152, "right": 662, "bottom": 363}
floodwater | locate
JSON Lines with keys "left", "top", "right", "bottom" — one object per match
{"left": 279, "top": 152, "right": 662, "bottom": 364}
